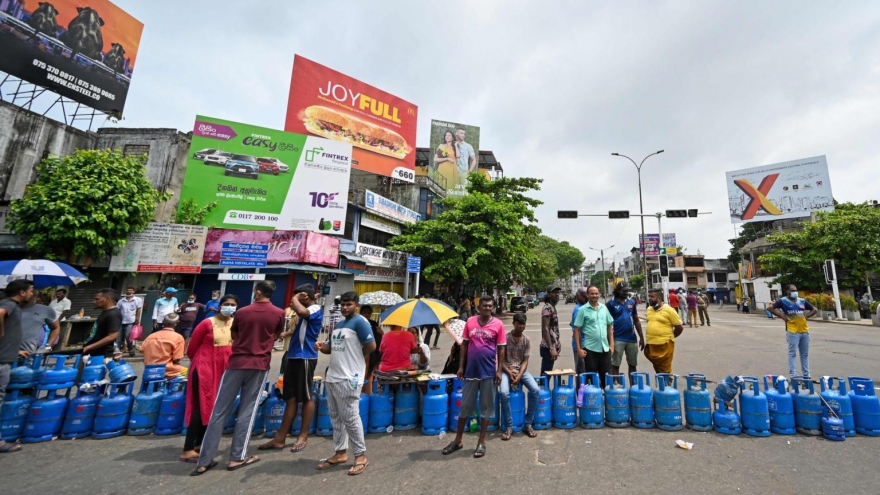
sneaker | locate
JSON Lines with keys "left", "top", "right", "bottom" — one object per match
{"left": 129, "top": 350, "right": 135, "bottom": 357}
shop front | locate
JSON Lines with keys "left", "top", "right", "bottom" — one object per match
{"left": 354, "top": 242, "right": 407, "bottom": 296}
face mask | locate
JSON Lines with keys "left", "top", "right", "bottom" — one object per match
{"left": 789, "top": 291, "right": 799, "bottom": 300}
{"left": 650, "top": 301, "right": 660, "bottom": 309}
{"left": 188, "top": 299, "right": 195, "bottom": 304}
{"left": 220, "top": 306, "right": 236, "bottom": 317}
{"left": 126, "top": 294, "right": 134, "bottom": 299}
{"left": 212, "top": 296, "right": 220, "bottom": 301}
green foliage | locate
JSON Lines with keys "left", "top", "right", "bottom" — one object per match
{"left": 758, "top": 203, "right": 880, "bottom": 290}
{"left": 528, "top": 235, "right": 586, "bottom": 289}
{"left": 629, "top": 274, "right": 645, "bottom": 292}
{"left": 9, "top": 149, "right": 170, "bottom": 262}
{"left": 728, "top": 221, "right": 772, "bottom": 267}
{"left": 870, "top": 300, "right": 879, "bottom": 313}
{"left": 389, "top": 173, "right": 543, "bottom": 289}
{"left": 589, "top": 271, "right": 614, "bottom": 289}
{"left": 174, "top": 198, "right": 219, "bottom": 226}
{"left": 839, "top": 295, "right": 858, "bottom": 312}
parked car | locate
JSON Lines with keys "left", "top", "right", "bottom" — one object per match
{"left": 256, "top": 157, "right": 280, "bottom": 175}
{"left": 224, "top": 154, "right": 259, "bottom": 180}
{"left": 258, "top": 156, "right": 289, "bottom": 173}
{"left": 510, "top": 297, "right": 528, "bottom": 313}
{"left": 205, "top": 151, "right": 232, "bottom": 166}
{"left": 193, "top": 148, "right": 219, "bottom": 160}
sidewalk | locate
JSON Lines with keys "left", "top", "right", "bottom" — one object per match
{"left": 717, "top": 306, "right": 877, "bottom": 327}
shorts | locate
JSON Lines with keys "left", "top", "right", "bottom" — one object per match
{"left": 612, "top": 341, "right": 639, "bottom": 367}
{"left": 176, "top": 326, "right": 194, "bottom": 339}
{"left": 283, "top": 358, "right": 317, "bottom": 402}
{"left": 460, "top": 378, "right": 496, "bottom": 419}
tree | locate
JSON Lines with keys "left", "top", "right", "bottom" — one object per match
{"left": 758, "top": 203, "right": 880, "bottom": 290}
{"left": 590, "top": 271, "right": 614, "bottom": 290}
{"left": 727, "top": 221, "right": 772, "bottom": 267}
{"left": 388, "top": 173, "right": 543, "bottom": 290}
{"left": 9, "top": 149, "right": 169, "bottom": 262}
{"left": 531, "top": 235, "right": 586, "bottom": 286}
{"left": 174, "top": 198, "right": 219, "bottom": 225}
{"left": 629, "top": 274, "right": 645, "bottom": 292}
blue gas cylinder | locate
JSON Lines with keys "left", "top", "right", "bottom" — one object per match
{"left": 604, "top": 373, "right": 630, "bottom": 427}
{"left": 821, "top": 416, "right": 845, "bottom": 441}
{"left": 655, "top": 373, "right": 683, "bottom": 431}
{"left": 791, "top": 378, "right": 822, "bottom": 436}
{"left": 714, "top": 375, "right": 741, "bottom": 404}
{"left": 80, "top": 359, "right": 107, "bottom": 385}
{"left": 156, "top": 379, "right": 187, "bottom": 435}
{"left": 447, "top": 378, "right": 464, "bottom": 431}
{"left": 358, "top": 392, "right": 371, "bottom": 433}
{"left": 533, "top": 376, "right": 553, "bottom": 430}
{"left": 629, "top": 372, "right": 655, "bottom": 429}
{"left": 142, "top": 364, "right": 167, "bottom": 384}
{"left": 552, "top": 375, "right": 577, "bottom": 429}
{"left": 486, "top": 392, "right": 500, "bottom": 432}
{"left": 369, "top": 381, "right": 394, "bottom": 434}
{"left": 290, "top": 400, "right": 318, "bottom": 436}
{"left": 22, "top": 387, "right": 70, "bottom": 442}
{"left": 1, "top": 389, "right": 34, "bottom": 441}
{"left": 315, "top": 381, "right": 333, "bottom": 436}
{"left": 223, "top": 394, "right": 241, "bottom": 435}
{"left": 739, "top": 376, "right": 770, "bottom": 437}
{"left": 394, "top": 383, "right": 419, "bottom": 430}
{"left": 40, "top": 355, "right": 80, "bottom": 389}
{"left": 105, "top": 359, "right": 137, "bottom": 384}
{"left": 263, "top": 383, "right": 285, "bottom": 437}
{"left": 684, "top": 373, "right": 712, "bottom": 432}
{"left": 9, "top": 358, "right": 39, "bottom": 390}
{"left": 848, "top": 376, "right": 880, "bottom": 436}
{"left": 820, "top": 377, "right": 854, "bottom": 437}
{"left": 507, "top": 384, "right": 526, "bottom": 432}
{"left": 252, "top": 382, "right": 269, "bottom": 436}
{"left": 713, "top": 398, "right": 742, "bottom": 435}
{"left": 763, "top": 375, "right": 795, "bottom": 435}
{"left": 60, "top": 385, "right": 102, "bottom": 439}
{"left": 128, "top": 380, "right": 164, "bottom": 436}
{"left": 421, "top": 380, "right": 448, "bottom": 435}
{"left": 93, "top": 382, "right": 134, "bottom": 439}
{"left": 577, "top": 372, "right": 604, "bottom": 429}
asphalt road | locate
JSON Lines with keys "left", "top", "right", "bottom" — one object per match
{"left": 4, "top": 303, "right": 879, "bottom": 495}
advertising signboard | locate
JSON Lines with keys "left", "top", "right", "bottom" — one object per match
{"left": 726, "top": 155, "right": 833, "bottom": 223}
{"left": 364, "top": 190, "right": 420, "bottom": 225}
{"left": 109, "top": 223, "right": 208, "bottom": 273}
{"left": 360, "top": 212, "right": 401, "bottom": 235}
{"left": 285, "top": 55, "right": 418, "bottom": 182}
{"left": 639, "top": 233, "right": 677, "bottom": 257}
{"left": 428, "top": 119, "right": 482, "bottom": 197}
{"left": 0, "top": 0, "right": 143, "bottom": 116}
{"left": 179, "top": 116, "right": 352, "bottom": 234}
{"left": 203, "top": 229, "right": 339, "bottom": 267}
{"left": 356, "top": 242, "right": 407, "bottom": 268}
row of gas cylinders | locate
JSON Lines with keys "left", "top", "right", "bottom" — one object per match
{"left": 6, "top": 354, "right": 139, "bottom": 391}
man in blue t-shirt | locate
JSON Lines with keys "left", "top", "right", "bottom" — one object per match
{"left": 606, "top": 283, "right": 644, "bottom": 377}
{"left": 259, "top": 284, "right": 323, "bottom": 453}
{"left": 570, "top": 288, "right": 588, "bottom": 374}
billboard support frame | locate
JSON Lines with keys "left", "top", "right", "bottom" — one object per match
{"left": 0, "top": 72, "right": 107, "bottom": 131}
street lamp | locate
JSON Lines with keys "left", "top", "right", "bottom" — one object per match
{"left": 612, "top": 150, "right": 664, "bottom": 294}
{"left": 588, "top": 244, "right": 614, "bottom": 300}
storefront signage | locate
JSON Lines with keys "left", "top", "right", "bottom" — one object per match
{"left": 109, "top": 222, "right": 208, "bottom": 273}
{"left": 360, "top": 212, "right": 402, "bottom": 235}
{"left": 204, "top": 229, "right": 339, "bottom": 267}
{"left": 364, "top": 190, "right": 420, "bottom": 225}
{"left": 356, "top": 242, "right": 406, "bottom": 268}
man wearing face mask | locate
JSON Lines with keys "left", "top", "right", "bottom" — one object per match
{"left": 178, "top": 294, "right": 205, "bottom": 353}
{"left": 116, "top": 287, "right": 142, "bottom": 357}
{"left": 569, "top": 288, "right": 588, "bottom": 374}
{"left": 769, "top": 284, "right": 817, "bottom": 379}
{"left": 644, "top": 288, "right": 683, "bottom": 373}
{"left": 539, "top": 286, "right": 562, "bottom": 376}
{"left": 204, "top": 290, "right": 222, "bottom": 319}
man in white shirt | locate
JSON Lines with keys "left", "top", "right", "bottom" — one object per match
{"left": 152, "top": 287, "right": 179, "bottom": 330}
{"left": 49, "top": 288, "right": 72, "bottom": 321}
{"left": 117, "top": 287, "right": 143, "bottom": 356}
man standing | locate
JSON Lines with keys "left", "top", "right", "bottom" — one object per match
{"left": 442, "top": 296, "right": 506, "bottom": 459}
{"left": 499, "top": 313, "right": 539, "bottom": 440}
{"left": 668, "top": 289, "right": 680, "bottom": 321}
{"left": 686, "top": 290, "right": 698, "bottom": 329}
{"left": 644, "top": 289, "right": 683, "bottom": 373}
{"left": 570, "top": 288, "right": 588, "bottom": 374}
{"left": 859, "top": 293, "right": 872, "bottom": 319}
{"left": 204, "top": 290, "right": 222, "bottom": 319}
{"left": 316, "top": 292, "right": 376, "bottom": 476}
{"left": 177, "top": 294, "right": 205, "bottom": 351}
{"left": 769, "top": 284, "right": 818, "bottom": 379}
{"left": 539, "top": 286, "right": 561, "bottom": 376}
{"left": 194, "top": 281, "right": 285, "bottom": 475}
{"left": 49, "top": 288, "right": 71, "bottom": 321}
{"left": 697, "top": 291, "right": 711, "bottom": 326}
{"left": 141, "top": 314, "right": 187, "bottom": 379}
{"left": 606, "top": 283, "right": 644, "bottom": 378}
{"left": 455, "top": 128, "right": 478, "bottom": 173}
{"left": 0, "top": 280, "right": 34, "bottom": 453}
{"left": 152, "top": 287, "right": 179, "bottom": 330}
{"left": 83, "top": 289, "right": 122, "bottom": 362}
{"left": 116, "top": 287, "right": 142, "bottom": 357}
{"left": 260, "top": 284, "right": 322, "bottom": 454}
{"left": 20, "top": 291, "right": 59, "bottom": 353}
{"left": 574, "top": 286, "right": 614, "bottom": 388}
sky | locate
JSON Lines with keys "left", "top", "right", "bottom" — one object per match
{"left": 106, "top": 1, "right": 880, "bottom": 264}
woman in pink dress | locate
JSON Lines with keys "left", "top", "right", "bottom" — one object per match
{"left": 179, "top": 294, "right": 238, "bottom": 462}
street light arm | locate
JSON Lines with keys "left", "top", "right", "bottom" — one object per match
{"left": 639, "top": 150, "right": 664, "bottom": 169}
{"left": 612, "top": 153, "right": 638, "bottom": 169}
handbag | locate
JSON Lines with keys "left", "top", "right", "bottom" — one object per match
{"left": 129, "top": 324, "right": 144, "bottom": 341}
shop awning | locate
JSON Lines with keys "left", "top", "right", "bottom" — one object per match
{"left": 199, "top": 263, "right": 349, "bottom": 275}
{"left": 282, "top": 263, "right": 350, "bottom": 275}
{"left": 340, "top": 253, "right": 367, "bottom": 263}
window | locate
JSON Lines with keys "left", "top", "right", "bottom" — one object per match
{"left": 669, "top": 273, "right": 683, "bottom": 282}
{"left": 358, "top": 226, "right": 393, "bottom": 246}
{"left": 715, "top": 273, "right": 728, "bottom": 282}
{"left": 687, "top": 276, "right": 698, "bottom": 285}
{"left": 684, "top": 258, "right": 704, "bottom": 268}
{"left": 706, "top": 273, "right": 714, "bottom": 282}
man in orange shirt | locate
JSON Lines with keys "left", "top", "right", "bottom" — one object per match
{"left": 142, "top": 313, "right": 187, "bottom": 379}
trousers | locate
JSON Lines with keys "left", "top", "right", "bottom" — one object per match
{"left": 197, "top": 369, "right": 268, "bottom": 467}
{"left": 326, "top": 380, "right": 366, "bottom": 456}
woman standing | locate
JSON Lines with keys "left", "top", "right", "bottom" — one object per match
{"left": 434, "top": 131, "right": 460, "bottom": 191}
{"left": 179, "top": 294, "right": 238, "bottom": 462}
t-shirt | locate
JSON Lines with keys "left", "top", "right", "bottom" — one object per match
{"left": 0, "top": 298, "right": 23, "bottom": 363}
{"left": 227, "top": 300, "right": 285, "bottom": 370}
{"left": 462, "top": 316, "right": 507, "bottom": 380}
{"left": 606, "top": 298, "right": 638, "bottom": 343}
{"left": 326, "top": 315, "right": 375, "bottom": 385}
{"left": 20, "top": 304, "right": 56, "bottom": 353}
{"left": 49, "top": 297, "right": 71, "bottom": 317}
{"left": 574, "top": 303, "right": 615, "bottom": 352}
{"left": 204, "top": 299, "right": 220, "bottom": 318}
{"left": 177, "top": 302, "right": 205, "bottom": 327}
{"left": 379, "top": 330, "right": 417, "bottom": 372}
{"left": 668, "top": 293, "right": 679, "bottom": 309}
{"left": 686, "top": 294, "right": 698, "bottom": 310}
{"left": 571, "top": 302, "right": 583, "bottom": 346}
{"left": 85, "top": 307, "right": 122, "bottom": 357}
{"left": 505, "top": 332, "right": 530, "bottom": 373}
{"left": 410, "top": 342, "right": 431, "bottom": 371}
{"left": 646, "top": 304, "right": 682, "bottom": 345}
{"left": 153, "top": 297, "right": 179, "bottom": 322}
{"left": 288, "top": 304, "right": 323, "bottom": 360}
{"left": 141, "top": 329, "right": 186, "bottom": 378}
{"left": 773, "top": 298, "right": 815, "bottom": 334}
{"left": 116, "top": 297, "right": 143, "bottom": 325}
{"left": 540, "top": 303, "right": 561, "bottom": 352}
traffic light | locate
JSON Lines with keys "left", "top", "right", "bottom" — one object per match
{"left": 666, "top": 210, "right": 688, "bottom": 218}
{"left": 688, "top": 209, "right": 698, "bottom": 217}
{"left": 558, "top": 210, "right": 578, "bottom": 219}
{"left": 659, "top": 255, "right": 669, "bottom": 277}
{"left": 608, "top": 210, "right": 630, "bottom": 219}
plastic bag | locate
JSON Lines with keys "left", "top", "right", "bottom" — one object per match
{"left": 129, "top": 324, "right": 144, "bottom": 341}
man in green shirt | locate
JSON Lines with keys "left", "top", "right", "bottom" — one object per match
{"left": 573, "top": 286, "right": 614, "bottom": 388}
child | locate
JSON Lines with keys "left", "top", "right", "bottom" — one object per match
{"left": 499, "top": 313, "right": 539, "bottom": 439}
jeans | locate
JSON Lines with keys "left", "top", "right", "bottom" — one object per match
{"left": 572, "top": 338, "right": 585, "bottom": 374}
{"left": 499, "top": 371, "right": 539, "bottom": 428}
{"left": 786, "top": 332, "right": 810, "bottom": 378}
{"left": 678, "top": 307, "right": 689, "bottom": 325}
{"left": 116, "top": 323, "right": 134, "bottom": 351}
{"left": 539, "top": 347, "right": 555, "bottom": 376}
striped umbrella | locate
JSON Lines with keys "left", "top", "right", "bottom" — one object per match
{"left": 0, "top": 259, "right": 88, "bottom": 288}
{"left": 379, "top": 298, "right": 459, "bottom": 328}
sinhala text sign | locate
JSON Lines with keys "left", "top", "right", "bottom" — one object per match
{"left": 109, "top": 223, "right": 208, "bottom": 273}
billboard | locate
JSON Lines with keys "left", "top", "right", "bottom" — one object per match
{"left": 364, "top": 189, "right": 420, "bottom": 225}
{"left": 726, "top": 155, "right": 833, "bottom": 223}
{"left": 639, "top": 233, "right": 677, "bottom": 256}
{"left": 179, "top": 116, "right": 352, "bottom": 234}
{"left": 285, "top": 55, "right": 418, "bottom": 182}
{"left": 0, "top": 0, "right": 143, "bottom": 116}
{"left": 203, "top": 229, "right": 339, "bottom": 267}
{"left": 109, "top": 223, "right": 208, "bottom": 273}
{"left": 428, "top": 119, "right": 481, "bottom": 197}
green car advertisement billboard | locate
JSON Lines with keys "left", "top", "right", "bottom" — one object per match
{"left": 180, "top": 116, "right": 352, "bottom": 233}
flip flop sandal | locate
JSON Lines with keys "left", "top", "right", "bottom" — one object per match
{"left": 473, "top": 443, "right": 486, "bottom": 458}
{"left": 524, "top": 426, "right": 538, "bottom": 438}
{"left": 190, "top": 460, "right": 218, "bottom": 476}
{"left": 442, "top": 441, "right": 464, "bottom": 455}
{"left": 501, "top": 428, "right": 512, "bottom": 441}
{"left": 0, "top": 443, "right": 22, "bottom": 453}
{"left": 178, "top": 456, "right": 199, "bottom": 463}
{"left": 317, "top": 458, "right": 346, "bottom": 470}
{"left": 348, "top": 460, "right": 369, "bottom": 476}
{"left": 290, "top": 441, "right": 308, "bottom": 453}
{"left": 258, "top": 442, "right": 285, "bottom": 450}
{"left": 227, "top": 455, "right": 260, "bottom": 471}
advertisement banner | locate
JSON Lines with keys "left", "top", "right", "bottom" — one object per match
{"left": 726, "top": 155, "right": 833, "bottom": 223}
{"left": 356, "top": 242, "right": 406, "bottom": 268}
{"left": 354, "top": 266, "right": 406, "bottom": 283}
{"left": 364, "top": 190, "right": 420, "bottom": 225}
{"left": 639, "top": 233, "right": 677, "bottom": 257}
{"left": 0, "top": 0, "right": 143, "bottom": 116}
{"left": 360, "top": 212, "right": 401, "bottom": 235}
{"left": 427, "top": 119, "right": 481, "bottom": 197}
{"left": 179, "top": 115, "right": 352, "bottom": 234}
{"left": 109, "top": 223, "right": 208, "bottom": 273}
{"left": 203, "top": 229, "right": 339, "bottom": 267}
{"left": 285, "top": 55, "right": 418, "bottom": 182}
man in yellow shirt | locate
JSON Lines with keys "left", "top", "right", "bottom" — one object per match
{"left": 644, "top": 289, "right": 684, "bottom": 373}
{"left": 768, "top": 284, "right": 818, "bottom": 378}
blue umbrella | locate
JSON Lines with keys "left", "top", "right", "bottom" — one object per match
{"left": 0, "top": 259, "right": 88, "bottom": 288}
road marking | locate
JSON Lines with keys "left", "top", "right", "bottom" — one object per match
{"left": 749, "top": 325, "right": 782, "bottom": 328}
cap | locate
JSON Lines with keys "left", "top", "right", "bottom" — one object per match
{"left": 615, "top": 282, "right": 630, "bottom": 292}
{"left": 164, "top": 287, "right": 178, "bottom": 293}
{"left": 546, "top": 285, "right": 562, "bottom": 293}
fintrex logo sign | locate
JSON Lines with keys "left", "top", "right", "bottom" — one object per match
{"left": 305, "top": 147, "right": 324, "bottom": 161}
{"left": 309, "top": 192, "right": 339, "bottom": 208}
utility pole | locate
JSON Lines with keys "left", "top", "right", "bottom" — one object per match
{"left": 588, "top": 245, "right": 614, "bottom": 300}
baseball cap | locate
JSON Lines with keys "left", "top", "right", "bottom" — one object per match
{"left": 615, "top": 282, "right": 630, "bottom": 292}
{"left": 546, "top": 285, "right": 562, "bottom": 293}
{"left": 164, "top": 287, "right": 178, "bottom": 293}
